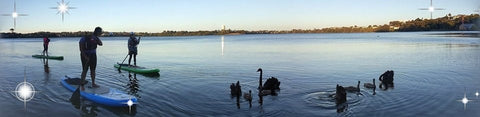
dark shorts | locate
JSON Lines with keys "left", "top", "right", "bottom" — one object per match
{"left": 81, "top": 53, "right": 97, "bottom": 71}
{"left": 129, "top": 51, "right": 137, "bottom": 55}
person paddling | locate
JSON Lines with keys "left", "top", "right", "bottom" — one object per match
{"left": 43, "top": 36, "right": 50, "bottom": 56}
{"left": 79, "top": 27, "right": 103, "bottom": 89}
{"left": 128, "top": 32, "right": 140, "bottom": 66}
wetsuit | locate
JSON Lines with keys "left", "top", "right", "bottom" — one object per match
{"left": 79, "top": 35, "right": 101, "bottom": 71}
{"left": 43, "top": 37, "right": 50, "bottom": 54}
{"left": 128, "top": 36, "right": 140, "bottom": 65}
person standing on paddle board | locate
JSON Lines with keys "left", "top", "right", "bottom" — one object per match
{"left": 79, "top": 27, "right": 103, "bottom": 89}
{"left": 128, "top": 32, "right": 140, "bottom": 66}
{"left": 43, "top": 36, "right": 50, "bottom": 56}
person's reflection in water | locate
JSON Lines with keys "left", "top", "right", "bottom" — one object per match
{"left": 127, "top": 72, "right": 140, "bottom": 98}
{"left": 42, "top": 58, "right": 50, "bottom": 84}
{"left": 70, "top": 92, "right": 98, "bottom": 116}
{"left": 80, "top": 104, "right": 98, "bottom": 116}
{"left": 43, "top": 58, "right": 49, "bottom": 73}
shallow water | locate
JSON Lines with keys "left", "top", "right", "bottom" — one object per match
{"left": 0, "top": 32, "right": 479, "bottom": 116}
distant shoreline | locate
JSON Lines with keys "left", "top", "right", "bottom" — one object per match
{"left": 1, "top": 31, "right": 478, "bottom": 39}
{"left": 2, "top": 13, "right": 479, "bottom": 38}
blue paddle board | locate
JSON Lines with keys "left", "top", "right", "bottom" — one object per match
{"left": 61, "top": 75, "right": 138, "bottom": 107}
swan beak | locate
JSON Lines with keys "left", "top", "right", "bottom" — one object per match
{"left": 257, "top": 68, "right": 262, "bottom": 72}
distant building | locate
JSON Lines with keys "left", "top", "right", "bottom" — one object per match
{"left": 222, "top": 25, "right": 226, "bottom": 31}
{"left": 390, "top": 26, "right": 400, "bottom": 30}
{"left": 459, "top": 23, "right": 475, "bottom": 30}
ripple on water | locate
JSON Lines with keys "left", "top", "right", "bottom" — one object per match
{"left": 353, "top": 71, "right": 460, "bottom": 116}
{"left": 303, "top": 89, "right": 368, "bottom": 116}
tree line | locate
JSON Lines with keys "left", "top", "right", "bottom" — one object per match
{"left": 1, "top": 14, "right": 478, "bottom": 38}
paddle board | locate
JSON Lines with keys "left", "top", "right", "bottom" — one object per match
{"left": 32, "top": 54, "right": 64, "bottom": 60}
{"left": 61, "top": 76, "right": 137, "bottom": 107}
{"left": 114, "top": 63, "right": 160, "bottom": 74}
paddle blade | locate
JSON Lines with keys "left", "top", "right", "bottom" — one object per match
{"left": 70, "top": 87, "right": 81, "bottom": 103}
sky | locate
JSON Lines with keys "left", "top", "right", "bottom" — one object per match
{"left": 0, "top": 0, "right": 478, "bottom": 33}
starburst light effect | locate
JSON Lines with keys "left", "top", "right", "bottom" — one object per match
{"left": 12, "top": 67, "right": 38, "bottom": 110}
{"left": 418, "top": 0, "right": 445, "bottom": 19}
{"left": 1, "top": 0, "right": 28, "bottom": 30}
{"left": 50, "top": 0, "right": 76, "bottom": 22}
{"left": 457, "top": 88, "right": 472, "bottom": 110}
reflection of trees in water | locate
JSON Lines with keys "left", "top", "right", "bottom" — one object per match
{"left": 127, "top": 72, "right": 140, "bottom": 98}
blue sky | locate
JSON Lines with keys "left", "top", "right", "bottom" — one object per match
{"left": 0, "top": 0, "right": 478, "bottom": 33}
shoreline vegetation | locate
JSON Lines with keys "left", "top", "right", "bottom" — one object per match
{"left": 1, "top": 14, "right": 479, "bottom": 38}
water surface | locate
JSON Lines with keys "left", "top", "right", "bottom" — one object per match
{"left": 0, "top": 32, "right": 479, "bottom": 116}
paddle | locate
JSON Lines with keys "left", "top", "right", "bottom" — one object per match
{"left": 118, "top": 54, "right": 130, "bottom": 72}
{"left": 69, "top": 77, "right": 82, "bottom": 107}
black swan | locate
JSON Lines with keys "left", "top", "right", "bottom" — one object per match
{"left": 364, "top": 79, "right": 376, "bottom": 89}
{"left": 379, "top": 70, "right": 394, "bottom": 88}
{"left": 336, "top": 84, "right": 347, "bottom": 104}
{"left": 230, "top": 81, "right": 242, "bottom": 97}
{"left": 244, "top": 90, "right": 252, "bottom": 102}
{"left": 257, "top": 68, "right": 281, "bottom": 96}
{"left": 257, "top": 68, "right": 263, "bottom": 90}
{"left": 262, "top": 77, "right": 281, "bottom": 90}
{"left": 344, "top": 81, "right": 360, "bottom": 92}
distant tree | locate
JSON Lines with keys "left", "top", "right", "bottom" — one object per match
{"left": 389, "top": 21, "right": 403, "bottom": 27}
{"left": 375, "top": 24, "right": 391, "bottom": 32}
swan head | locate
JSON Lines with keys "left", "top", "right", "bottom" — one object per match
{"left": 257, "top": 68, "right": 262, "bottom": 72}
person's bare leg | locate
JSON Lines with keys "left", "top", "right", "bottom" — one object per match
{"left": 90, "top": 65, "right": 99, "bottom": 88}
{"left": 81, "top": 68, "right": 87, "bottom": 90}
{"left": 80, "top": 55, "right": 88, "bottom": 90}
{"left": 91, "top": 70, "right": 97, "bottom": 87}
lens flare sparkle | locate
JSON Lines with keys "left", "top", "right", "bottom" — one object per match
{"left": 12, "top": 67, "right": 38, "bottom": 110}
{"left": 458, "top": 89, "right": 472, "bottom": 110}
{"left": 15, "top": 82, "right": 35, "bottom": 101}
{"left": 51, "top": 0, "right": 75, "bottom": 22}
{"left": 12, "top": 12, "right": 18, "bottom": 18}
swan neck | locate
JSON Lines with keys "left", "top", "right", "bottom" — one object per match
{"left": 258, "top": 71, "right": 263, "bottom": 89}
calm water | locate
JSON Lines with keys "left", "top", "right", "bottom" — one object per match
{"left": 0, "top": 32, "right": 479, "bottom": 116}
